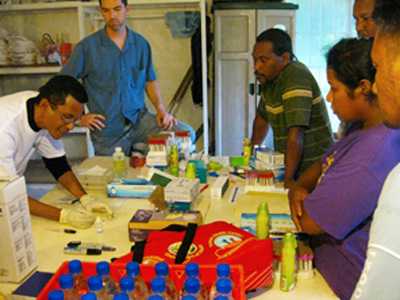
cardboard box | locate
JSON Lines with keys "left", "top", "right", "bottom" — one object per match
{"left": 0, "top": 176, "right": 37, "bottom": 283}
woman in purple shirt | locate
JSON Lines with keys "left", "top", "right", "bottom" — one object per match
{"left": 288, "top": 38, "right": 400, "bottom": 300}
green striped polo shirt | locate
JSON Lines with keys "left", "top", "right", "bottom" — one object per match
{"left": 257, "top": 61, "right": 333, "bottom": 174}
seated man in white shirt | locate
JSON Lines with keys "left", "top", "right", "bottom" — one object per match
{"left": 352, "top": 0, "right": 400, "bottom": 299}
{"left": 0, "top": 75, "right": 112, "bottom": 229}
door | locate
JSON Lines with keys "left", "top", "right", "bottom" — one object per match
{"left": 214, "top": 9, "right": 257, "bottom": 155}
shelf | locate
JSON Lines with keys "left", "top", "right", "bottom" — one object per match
{"left": 0, "top": 65, "right": 61, "bottom": 75}
{"left": 0, "top": 0, "right": 202, "bottom": 12}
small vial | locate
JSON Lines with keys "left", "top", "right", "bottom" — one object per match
{"left": 95, "top": 216, "right": 103, "bottom": 234}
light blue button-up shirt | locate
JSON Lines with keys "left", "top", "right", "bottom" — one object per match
{"left": 61, "top": 27, "right": 156, "bottom": 137}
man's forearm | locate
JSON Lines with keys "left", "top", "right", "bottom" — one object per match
{"left": 146, "top": 80, "right": 166, "bottom": 113}
{"left": 295, "top": 160, "right": 322, "bottom": 192}
{"left": 251, "top": 115, "right": 269, "bottom": 145}
{"left": 284, "top": 127, "right": 304, "bottom": 186}
{"left": 57, "top": 170, "right": 86, "bottom": 199}
{"left": 28, "top": 196, "right": 60, "bottom": 221}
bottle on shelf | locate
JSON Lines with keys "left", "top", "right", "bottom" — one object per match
{"left": 113, "top": 146, "right": 127, "bottom": 181}
{"left": 125, "top": 262, "right": 149, "bottom": 299}
{"left": 96, "top": 261, "right": 119, "bottom": 295}
{"left": 87, "top": 275, "right": 108, "bottom": 300}
{"left": 48, "top": 290, "right": 64, "bottom": 300}
{"left": 214, "top": 278, "right": 233, "bottom": 300}
{"left": 154, "top": 262, "right": 178, "bottom": 300}
{"left": 280, "top": 232, "right": 298, "bottom": 292}
{"left": 58, "top": 274, "right": 79, "bottom": 300}
{"left": 68, "top": 260, "right": 88, "bottom": 295}
{"left": 256, "top": 201, "right": 270, "bottom": 239}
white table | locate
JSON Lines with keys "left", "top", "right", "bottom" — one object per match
{"left": 0, "top": 157, "right": 338, "bottom": 299}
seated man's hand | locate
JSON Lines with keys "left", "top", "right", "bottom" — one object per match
{"left": 79, "top": 113, "right": 106, "bottom": 131}
{"left": 156, "top": 109, "right": 177, "bottom": 130}
{"left": 288, "top": 185, "right": 309, "bottom": 231}
{"left": 80, "top": 194, "right": 113, "bottom": 217}
{"left": 59, "top": 207, "right": 95, "bottom": 229}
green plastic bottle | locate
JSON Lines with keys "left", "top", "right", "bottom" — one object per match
{"left": 280, "top": 232, "right": 298, "bottom": 292}
{"left": 256, "top": 202, "right": 270, "bottom": 239}
{"left": 169, "top": 144, "right": 179, "bottom": 176}
{"left": 242, "top": 138, "right": 252, "bottom": 167}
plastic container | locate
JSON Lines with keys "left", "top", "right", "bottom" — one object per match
{"left": 280, "top": 232, "right": 298, "bottom": 291}
{"left": 58, "top": 274, "right": 79, "bottom": 300}
{"left": 113, "top": 147, "right": 127, "bottom": 180}
{"left": 155, "top": 262, "right": 178, "bottom": 300}
{"left": 256, "top": 202, "right": 270, "bottom": 239}
{"left": 125, "top": 262, "right": 149, "bottom": 299}
{"left": 96, "top": 261, "right": 119, "bottom": 295}
{"left": 37, "top": 262, "right": 246, "bottom": 300}
{"left": 68, "top": 260, "right": 88, "bottom": 295}
{"left": 87, "top": 276, "right": 108, "bottom": 300}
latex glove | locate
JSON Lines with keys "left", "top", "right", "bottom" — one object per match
{"left": 80, "top": 194, "right": 113, "bottom": 217}
{"left": 59, "top": 207, "right": 95, "bottom": 229}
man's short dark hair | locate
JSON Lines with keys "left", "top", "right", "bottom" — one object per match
{"left": 373, "top": 0, "right": 400, "bottom": 34}
{"left": 256, "top": 28, "right": 294, "bottom": 60}
{"left": 38, "top": 75, "right": 88, "bottom": 107}
{"left": 98, "top": 0, "right": 127, "bottom": 7}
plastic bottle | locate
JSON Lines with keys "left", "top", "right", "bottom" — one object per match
{"left": 214, "top": 278, "right": 233, "bottom": 300}
{"left": 87, "top": 276, "right": 108, "bottom": 300}
{"left": 150, "top": 277, "right": 167, "bottom": 299}
{"left": 68, "top": 260, "right": 88, "bottom": 295}
{"left": 242, "top": 138, "right": 252, "bottom": 166}
{"left": 280, "top": 232, "right": 298, "bottom": 292}
{"left": 125, "top": 262, "right": 149, "bottom": 299}
{"left": 210, "top": 264, "right": 233, "bottom": 299}
{"left": 168, "top": 144, "right": 179, "bottom": 176}
{"left": 184, "top": 263, "right": 208, "bottom": 300}
{"left": 113, "top": 147, "right": 127, "bottom": 181}
{"left": 48, "top": 289, "right": 64, "bottom": 300}
{"left": 154, "top": 262, "right": 178, "bottom": 300}
{"left": 256, "top": 201, "right": 270, "bottom": 239}
{"left": 80, "top": 293, "right": 97, "bottom": 300}
{"left": 113, "top": 292, "right": 129, "bottom": 300}
{"left": 148, "top": 295, "right": 164, "bottom": 300}
{"left": 96, "top": 261, "right": 119, "bottom": 295}
{"left": 182, "top": 278, "right": 203, "bottom": 300}
{"left": 59, "top": 274, "right": 79, "bottom": 300}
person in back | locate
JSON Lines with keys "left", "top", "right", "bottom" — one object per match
{"left": 288, "top": 38, "right": 400, "bottom": 300}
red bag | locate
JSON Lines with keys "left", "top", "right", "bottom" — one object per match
{"left": 113, "top": 221, "right": 273, "bottom": 291}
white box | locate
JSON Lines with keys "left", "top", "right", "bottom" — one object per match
{"left": 164, "top": 178, "right": 200, "bottom": 203}
{"left": 0, "top": 176, "right": 37, "bottom": 283}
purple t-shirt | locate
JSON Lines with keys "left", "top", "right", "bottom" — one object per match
{"left": 304, "top": 124, "right": 400, "bottom": 300}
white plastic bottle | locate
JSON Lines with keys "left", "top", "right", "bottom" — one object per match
{"left": 113, "top": 147, "right": 127, "bottom": 181}
{"left": 58, "top": 274, "right": 79, "bottom": 300}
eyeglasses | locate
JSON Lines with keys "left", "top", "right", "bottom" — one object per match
{"left": 51, "top": 105, "right": 78, "bottom": 125}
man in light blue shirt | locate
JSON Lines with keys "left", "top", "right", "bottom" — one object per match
{"left": 62, "top": 0, "right": 194, "bottom": 155}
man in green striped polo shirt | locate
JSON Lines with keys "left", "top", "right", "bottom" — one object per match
{"left": 251, "top": 28, "right": 333, "bottom": 188}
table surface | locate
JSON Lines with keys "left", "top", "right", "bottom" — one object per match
{"left": 0, "top": 157, "right": 338, "bottom": 299}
